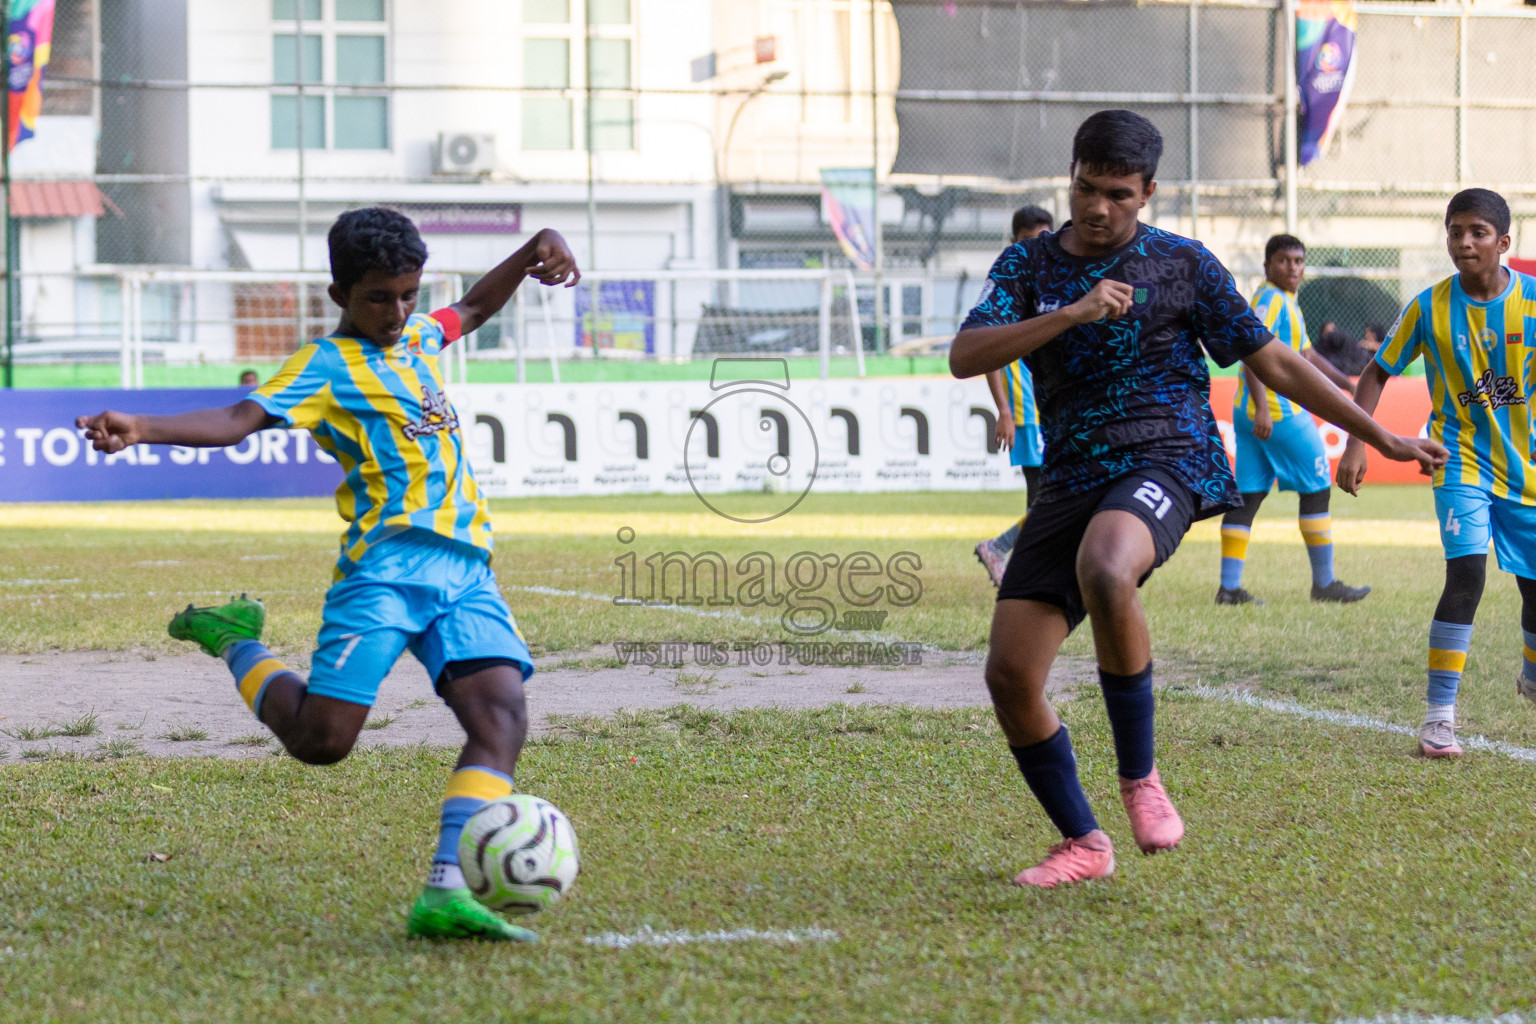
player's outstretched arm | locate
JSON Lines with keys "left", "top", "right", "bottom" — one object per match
{"left": 1242, "top": 340, "right": 1445, "bottom": 476}
{"left": 75, "top": 400, "right": 273, "bottom": 454}
{"left": 1334, "top": 362, "right": 1393, "bottom": 496}
{"left": 950, "top": 279, "right": 1133, "bottom": 378}
{"left": 450, "top": 228, "right": 581, "bottom": 335}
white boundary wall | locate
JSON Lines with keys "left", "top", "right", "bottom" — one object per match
{"left": 449, "top": 377, "right": 1018, "bottom": 499}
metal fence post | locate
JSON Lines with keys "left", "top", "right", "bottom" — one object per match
{"left": 1188, "top": 0, "right": 1200, "bottom": 234}
{"left": 513, "top": 286, "right": 526, "bottom": 385}
{"left": 118, "top": 273, "right": 131, "bottom": 390}
{"left": 870, "top": 0, "right": 884, "bottom": 356}
{"left": 1457, "top": 5, "right": 1470, "bottom": 185}
{"left": 818, "top": 273, "right": 832, "bottom": 380}
{"left": 845, "top": 269, "right": 866, "bottom": 379}
{"left": 540, "top": 285, "right": 560, "bottom": 385}
{"left": 134, "top": 276, "right": 145, "bottom": 389}
{"left": 1283, "top": 0, "right": 1299, "bottom": 233}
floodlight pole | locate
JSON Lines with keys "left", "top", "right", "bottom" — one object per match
{"left": 2, "top": 0, "right": 13, "bottom": 390}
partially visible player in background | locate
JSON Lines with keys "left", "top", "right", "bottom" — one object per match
{"left": 1339, "top": 188, "right": 1536, "bottom": 759}
{"left": 974, "top": 204, "right": 1054, "bottom": 586}
{"left": 77, "top": 208, "right": 580, "bottom": 942}
{"left": 1217, "top": 233, "right": 1371, "bottom": 607}
{"left": 238, "top": 369, "right": 259, "bottom": 388}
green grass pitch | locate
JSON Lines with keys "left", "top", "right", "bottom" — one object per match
{"left": 4, "top": 486, "right": 1536, "bottom": 1022}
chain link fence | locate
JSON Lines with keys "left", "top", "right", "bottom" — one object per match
{"left": 5, "top": 0, "right": 1536, "bottom": 386}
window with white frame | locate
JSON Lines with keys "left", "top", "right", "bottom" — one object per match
{"left": 272, "top": 0, "right": 390, "bottom": 151}
{"left": 521, "top": 0, "right": 635, "bottom": 152}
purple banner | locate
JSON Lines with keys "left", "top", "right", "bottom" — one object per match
{"left": 820, "top": 168, "right": 876, "bottom": 271}
{"left": 0, "top": 390, "right": 342, "bottom": 501}
{"left": 1297, "top": 0, "right": 1358, "bottom": 167}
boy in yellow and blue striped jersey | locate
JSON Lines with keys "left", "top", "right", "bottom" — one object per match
{"left": 76, "top": 208, "right": 582, "bottom": 941}
{"left": 975, "top": 205, "right": 1053, "bottom": 587}
{"left": 1217, "top": 234, "right": 1371, "bottom": 607}
{"left": 1340, "top": 188, "right": 1536, "bottom": 758}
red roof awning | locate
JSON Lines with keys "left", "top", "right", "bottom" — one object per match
{"left": 10, "top": 181, "right": 117, "bottom": 218}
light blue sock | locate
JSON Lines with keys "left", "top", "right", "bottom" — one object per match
{"left": 223, "top": 639, "right": 288, "bottom": 719}
{"left": 1427, "top": 620, "right": 1475, "bottom": 707}
{"left": 1300, "top": 513, "right": 1335, "bottom": 587}
{"left": 429, "top": 766, "right": 514, "bottom": 889}
{"left": 1523, "top": 630, "right": 1536, "bottom": 684}
{"left": 1219, "top": 525, "right": 1250, "bottom": 589}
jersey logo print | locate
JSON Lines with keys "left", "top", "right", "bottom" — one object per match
{"left": 402, "top": 386, "right": 461, "bottom": 440}
{"left": 1456, "top": 369, "right": 1526, "bottom": 411}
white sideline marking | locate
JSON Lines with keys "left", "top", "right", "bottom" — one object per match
{"left": 584, "top": 924, "right": 839, "bottom": 950}
{"left": 1187, "top": 685, "right": 1536, "bottom": 764}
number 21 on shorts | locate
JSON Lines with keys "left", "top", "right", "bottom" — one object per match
{"left": 1134, "top": 480, "right": 1173, "bottom": 520}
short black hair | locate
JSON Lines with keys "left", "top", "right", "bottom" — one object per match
{"left": 1445, "top": 188, "right": 1511, "bottom": 236}
{"left": 1071, "top": 110, "right": 1162, "bottom": 185}
{"left": 1011, "top": 204, "right": 1053, "bottom": 238}
{"left": 1264, "top": 234, "right": 1306, "bottom": 262}
{"left": 328, "top": 207, "right": 429, "bottom": 293}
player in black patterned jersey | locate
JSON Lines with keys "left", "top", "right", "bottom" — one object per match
{"left": 949, "top": 110, "right": 1445, "bottom": 889}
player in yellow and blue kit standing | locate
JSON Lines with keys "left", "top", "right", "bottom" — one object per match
{"left": 76, "top": 208, "right": 580, "bottom": 942}
{"left": 1217, "top": 234, "right": 1371, "bottom": 606}
{"left": 1340, "top": 188, "right": 1536, "bottom": 758}
{"left": 976, "top": 205, "right": 1054, "bottom": 586}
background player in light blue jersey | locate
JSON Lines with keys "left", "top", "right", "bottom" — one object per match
{"left": 1341, "top": 188, "right": 1536, "bottom": 758}
{"left": 77, "top": 208, "right": 580, "bottom": 942}
{"left": 975, "top": 204, "right": 1054, "bottom": 586}
{"left": 1216, "top": 234, "right": 1371, "bottom": 607}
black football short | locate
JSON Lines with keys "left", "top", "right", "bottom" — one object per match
{"left": 996, "top": 466, "right": 1197, "bottom": 631}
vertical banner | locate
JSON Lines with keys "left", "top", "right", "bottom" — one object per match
{"left": 820, "top": 168, "right": 876, "bottom": 271}
{"left": 6, "top": 0, "right": 54, "bottom": 151}
{"left": 1296, "top": 0, "right": 1358, "bottom": 166}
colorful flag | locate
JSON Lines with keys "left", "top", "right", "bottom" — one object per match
{"left": 1296, "top": 0, "right": 1357, "bottom": 166}
{"left": 820, "top": 168, "right": 876, "bottom": 272}
{"left": 7, "top": 0, "right": 55, "bottom": 151}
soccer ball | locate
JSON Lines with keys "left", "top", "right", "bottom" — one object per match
{"left": 458, "top": 794, "right": 579, "bottom": 914}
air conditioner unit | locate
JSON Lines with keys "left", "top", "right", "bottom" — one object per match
{"left": 434, "top": 133, "right": 496, "bottom": 176}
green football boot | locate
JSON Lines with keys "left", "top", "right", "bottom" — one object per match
{"left": 167, "top": 593, "right": 265, "bottom": 658}
{"left": 407, "top": 887, "right": 539, "bottom": 943}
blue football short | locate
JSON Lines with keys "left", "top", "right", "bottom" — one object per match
{"left": 305, "top": 530, "right": 534, "bottom": 708}
{"left": 1434, "top": 484, "right": 1536, "bottom": 578}
{"left": 1010, "top": 423, "right": 1044, "bottom": 468}
{"left": 1232, "top": 410, "right": 1331, "bottom": 494}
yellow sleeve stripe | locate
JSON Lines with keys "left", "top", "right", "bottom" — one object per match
{"left": 1427, "top": 649, "right": 1468, "bottom": 674}
{"left": 238, "top": 658, "right": 289, "bottom": 712}
{"left": 444, "top": 767, "right": 514, "bottom": 802}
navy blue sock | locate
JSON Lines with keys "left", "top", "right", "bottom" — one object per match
{"left": 1100, "top": 663, "right": 1155, "bottom": 780}
{"left": 1009, "top": 725, "right": 1099, "bottom": 840}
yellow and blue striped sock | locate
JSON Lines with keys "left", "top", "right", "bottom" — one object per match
{"left": 1522, "top": 630, "right": 1536, "bottom": 686}
{"left": 429, "top": 766, "right": 514, "bottom": 890}
{"left": 223, "top": 639, "right": 291, "bottom": 720}
{"left": 1220, "top": 525, "right": 1251, "bottom": 590}
{"left": 1427, "top": 620, "right": 1474, "bottom": 707}
{"left": 1299, "top": 513, "right": 1335, "bottom": 587}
